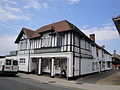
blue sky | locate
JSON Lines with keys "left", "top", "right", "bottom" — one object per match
{"left": 0, "top": 0, "right": 120, "bottom": 55}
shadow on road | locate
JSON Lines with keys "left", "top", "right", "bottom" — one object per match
{"left": 0, "top": 74, "right": 19, "bottom": 77}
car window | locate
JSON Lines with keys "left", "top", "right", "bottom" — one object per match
{"left": 6, "top": 60, "right": 11, "bottom": 65}
{"left": 13, "top": 60, "right": 18, "bottom": 66}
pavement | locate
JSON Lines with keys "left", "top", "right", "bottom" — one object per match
{"left": 18, "top": 70, "right": 120, "bottom": 90}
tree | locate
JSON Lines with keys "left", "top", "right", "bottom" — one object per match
{"left": 112, "top": 57, "right": 120, "bottom": 65}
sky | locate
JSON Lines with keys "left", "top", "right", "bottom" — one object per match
{"left": 0, "top": 0, "right": 120, "bottom": 55}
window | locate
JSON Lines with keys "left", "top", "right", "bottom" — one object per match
{"left": 19, "top": 34, "right": 28, "bottom": 50}
{"left": 42, "top": 59, "right": 50, "bottom": 69}
{"left": 85, "top": 41, "right": 91, "bottom": 50}
{"left": 75, "top": 36, "right": 79, "bottom": 46}
{"left": 20, "top": 40, "right": 27, "bottom": 50}
{"left": 107, "top": 61, "right": 110, "bottom": 68}
{"left": 13, "top": 60, "right": 18, "bottom": 66}
{"left": 41, "top": 34, "right": 51, "bottom": 47}
{"left": 92, "top": 62, "right": 95, "bottom": 71}
{"left": 55, "top": 60, "right": 59, "bottom": 70}
{"left": 6, "top": 60, "right": 11, "bottom": 65}
{"left": 19, "top": 58, "right": 25, "bottom": 63}
{"left": 96, "top": 48, "right": 99, "bottom": 57}
{"left": 96, "top": 62, "right": 99, "bottom": 70}
{"left": 102, "top": 51, "right": 104, "bottom": 58}
{"left": 81, "top": 39, "right": 90, "bottom": 50}
{"left": 57, "top": 35, "right": 62, "bottom": 46}
{"left": 81, "top": 39, "right": 85, "bottom": 49}
{"left": 102, "top": 62, "right": 105, "bottom": 69}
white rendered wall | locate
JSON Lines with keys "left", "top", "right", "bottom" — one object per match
{"left": 17, "top": 55, "right": 29, "bottom": 72}
{"left": 81, "top": 58, "right": 92, "bottom": 75}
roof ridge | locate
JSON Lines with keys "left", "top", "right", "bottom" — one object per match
{"left": 35, "top": 20, "right": 68, "bottom": 31}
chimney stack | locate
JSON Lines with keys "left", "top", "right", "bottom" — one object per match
{"left": 89, "top": 34, "right": 95, "bottom": 42}
{"left": 114, "top": 50, "right": 116, "bottom": 54}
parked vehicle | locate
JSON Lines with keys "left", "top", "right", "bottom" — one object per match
{"left": 0, "top": 58, "right": 18, "bottom": 75}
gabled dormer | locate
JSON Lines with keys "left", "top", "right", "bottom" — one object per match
{"left": 15, "top": 28, "right": 34, "bottom": 44}
{"left": 15, "top": 28, "right": 34, "bottom": 50}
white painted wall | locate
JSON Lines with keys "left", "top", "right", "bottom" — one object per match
{"left": 74, "top": 57, "right": 80, "bottom": 76}
{"left": 81, "top": 58, "right": 92, "bottom": 75}
{"left": 17, "top": 55, "right": 29, "bottom": 72}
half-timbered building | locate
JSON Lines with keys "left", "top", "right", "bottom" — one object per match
{"left": 10, "top": 20, "right": 112, "bottom": 80}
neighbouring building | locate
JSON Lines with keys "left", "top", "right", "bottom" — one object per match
{"left": 112, "top": 50, "right": 120, "bottom": 69}
{"left": 7, "top": 20, "right": 112, "bottom": 80}
{"left": 113, "top": 15, "right": 120, "bottom": 35}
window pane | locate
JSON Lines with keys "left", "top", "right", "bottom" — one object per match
{"left": 13, "top": 60, "right": 18, "bottom": 66}
{"left": 6, "top": 60, "right": 11, "bottom": 65}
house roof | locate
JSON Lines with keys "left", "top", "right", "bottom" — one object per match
{"left": 116, "top": 15, "right": 120, "bottom": 18}
{"left": 15, "top": 20, "right": 90, "bottom": 43}
{"left": 112, "top": 53, "right": 120, "bottom": 59}
{"left": 31, "top": 20, "right": 75, "bottom": 38}
{"left": 15, "top": 20, "right": 75, "bottom": 42}
{"left": 112, "top": 15, "right": 120, "bottom": 35}
{"left": 15, "top": 28, "right": 34, "bottom": 43}
{"left": 15, "top": 20, "right": 111, "bottom": 55}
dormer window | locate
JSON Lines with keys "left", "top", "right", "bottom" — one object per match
{"left": 41, "top": 34, "right": 51, "bottom": 47}
{"left": 96, "top": 48, "right": 99, "bottom": 57}
{"left": 20, "top": 40, "right": 27, "bottom": 50}
{"left": 57, "top": 35, "right": 62, "bottom": 47}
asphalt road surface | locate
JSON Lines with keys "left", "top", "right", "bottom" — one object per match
{"left": 77, "top": 69, "right": 120, "bottom": 84}
{"left": 0, "top": 75, "right": 75, "bottom": 90}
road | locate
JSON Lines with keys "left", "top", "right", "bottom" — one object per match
{"left": 77, "top": 69, "right": 120, "bottom": 84}
{"left": 0, "top": 75, "right": 75, "bottom": 90}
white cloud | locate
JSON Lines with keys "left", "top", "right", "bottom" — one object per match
{"left": 42, "top": 3, "right": 49, "bottom": 8}
{"left": 23, "top": 0, "right": 41, "bottom": 10}
{"left": 102, "top": 22, "right": 112, "bottom": 26}
{"left": 23, "top": 0, "right": 49, "bottom": 9}
{"left": 48, "top": 0, "right": 80, "bottom": 4}
{"left": 0, "top": 8, "right": 30, "bottom": 21}
{"left": 1, "top": 0, "right": 18, "bottom": 5}
{"left": 0, "top": 0, "right": 31, "bottom": 22}
{"left": 68, "top": 0, "right": 80, "bottom": 4}
{"left": 81, "top": 25, "right": 119, "bottom": 41}
{"left": 0, "top": 0, "right": 49, "bottom": 22}
{"left": 0, "top": 35, "right": 17, "bottom": 55}
{"left": 81, "top": 25, "right": 89, "bottom": 29}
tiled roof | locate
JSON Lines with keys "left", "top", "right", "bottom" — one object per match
{"left": 22, "top": 28, "right": 34, "bottom": 38}
{"left": 115, "top": 15, "right": 120, "bottom": 19}
{"left": 113, "top": 15, "right": 120, "bottom": 35}
{"left": 31, "top": 20, "right": 74, "bottom": 38}
{"left": 15, "top": 20, "right": 74, "bottom": 43}
{"left": 15, "top": 20, "right": 111, "bottom": 55}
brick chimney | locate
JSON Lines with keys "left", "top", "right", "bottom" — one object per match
{"left": 89, "top": 34, "right": 95, "bottom": 42}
